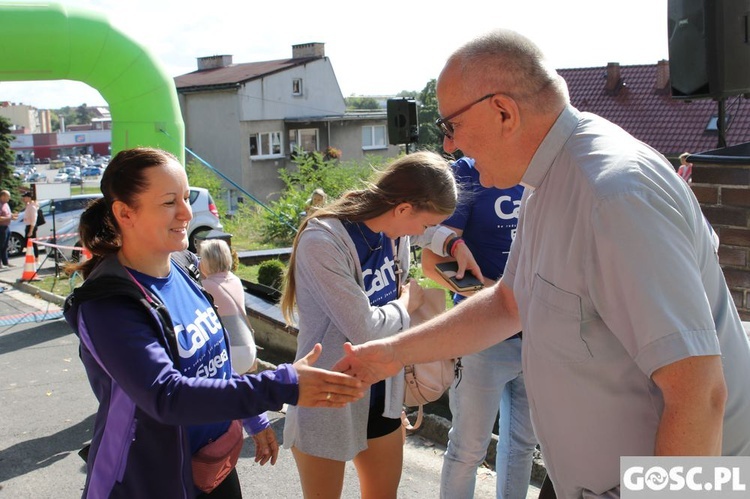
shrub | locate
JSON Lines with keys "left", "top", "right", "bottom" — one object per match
{"left": 257, "top": 259, "right": 286, "bottom": 290}
{"left": 260, "top": 151, "right": 386, "bottom": 245}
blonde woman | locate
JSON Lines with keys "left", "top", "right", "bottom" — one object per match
{"left": 199, "top": 238, "right": 258, "bottom": 375}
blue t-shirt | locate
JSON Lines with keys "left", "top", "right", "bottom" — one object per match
{"left": 444, "top": 157, "right": 524, "bottom": 303}
{"left": 130, "top": 263, "right": 232, "bottom": 453}
{"left": 344, "top": 220, "right": 399, "bottom": 404}
{"left": 344, "top": 221, "right": 399, "bottom": 306}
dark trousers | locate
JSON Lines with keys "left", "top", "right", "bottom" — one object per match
{"left": 24, "top": 225, "right": 38, "bottom": 258}
{"left": 0, "top": 225, "right": 9, "bottom": 265}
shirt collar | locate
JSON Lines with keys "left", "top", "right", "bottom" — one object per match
{"left": 520, "top": 105, "right": 581, "bottom": 191}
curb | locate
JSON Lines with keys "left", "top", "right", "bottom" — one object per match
{"left": 11, "top": 280, "right": 66, "bottom": 306}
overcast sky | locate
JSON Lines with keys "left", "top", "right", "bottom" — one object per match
{"left": 0, "top": 0, "right": 669, "bottom": 109}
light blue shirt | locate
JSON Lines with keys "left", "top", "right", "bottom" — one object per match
{"left": 504, "top": 105, "right": 750, "bottom": 497}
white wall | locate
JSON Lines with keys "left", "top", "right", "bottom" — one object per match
{"left": 239, "top": 59, "right": 345, "bottom": 120}
{"left": 180, "top": 90, "right": 244, "bottom": 188}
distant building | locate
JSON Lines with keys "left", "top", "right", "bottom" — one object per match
{"left": 0, "top": 101, "right": 50, "bottom": 133}
{"left": 10, "top": 130, "right": 111, "bottom": 162}
{"left": 174, "top": 43, "right": 402, "bottom": 204}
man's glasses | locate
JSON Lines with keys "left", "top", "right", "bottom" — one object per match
{"left": 435, "top": 93, "right": 495, "bottom": 139}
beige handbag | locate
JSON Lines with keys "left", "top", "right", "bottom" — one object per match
{"left": 392, "top": 240, "right": 458, "bottom": 430}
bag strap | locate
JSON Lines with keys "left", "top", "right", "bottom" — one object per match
{"left": 400, "top": 407, "right": 424, "bottom": 431}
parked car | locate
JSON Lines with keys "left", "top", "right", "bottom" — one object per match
{"left": 187, "top": 187, "right": 223, "bottom": 251}
{"left": 81, "top": 166, "right": 103, "bottom": 177}
{"left": 69, "top": 175, "right": 83, "bottom": 186}
{"left": 53, "top": 172, "right": 69, "bottom": 183}
{"left": 64, "top": 166, "right": 81, "bottom": 176}
{"left": 7, "top": 189, "right": 221, "bottom": 258}
{"left": 7, "top": 194, "right": 102, "bottom": 257}
{"left": 26, "top": 172, "right": 47, "bottom": 183}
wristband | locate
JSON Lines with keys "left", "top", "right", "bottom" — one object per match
{"left": 449, "top": 237, "right": 465, "bottom": 257}
{"left": 444, "top": 235, "right": 459, "bottom": 256}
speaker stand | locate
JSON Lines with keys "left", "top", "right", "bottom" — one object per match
{"left": 717, "top": 98, "right": 727, "bottom": 148}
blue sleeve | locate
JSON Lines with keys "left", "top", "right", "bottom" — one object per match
{"left": 441, "top": 159, "right": 473, "bottom": 231}
{"left": 78, "top": 297, "right": 300, "bottom": 425}
{"left": 242, "top": 413, "right": 271, "bottom": 435}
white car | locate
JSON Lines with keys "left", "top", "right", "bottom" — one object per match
{"left": 53, "top": 172, "right": 69, "bottom": 183}
{"left": 187, "top": 186, "right": 223, "bottom": 251}
{"left": 8, "top": 188, "right": 222, "bottom": 258}
{"left": 8, "top": 194, "right": 102, "bottom": 257}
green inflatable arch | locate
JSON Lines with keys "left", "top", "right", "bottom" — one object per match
{"left": 0, "top": 2, "right": 184, "bottom": 163}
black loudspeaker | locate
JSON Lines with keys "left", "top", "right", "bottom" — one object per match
{"left": 668, "top": 0, "right": 750, "bottom": 99}
{"left": 387, "top": 98, "right": 418, "bottom": 145}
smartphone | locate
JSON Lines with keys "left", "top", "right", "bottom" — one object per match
{"left": 435, "top": 261, "right": 484, "bottom": 293}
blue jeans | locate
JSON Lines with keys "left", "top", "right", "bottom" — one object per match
{"left": 440, "top": 337, "right": 537, "bottom": 499}
{"left": 0, "top": 225, "right": 9, "bottom": 265}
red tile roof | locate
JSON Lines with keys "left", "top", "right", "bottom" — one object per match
{"left": 174, "top": 57, "right": 319, "bottom": 90}
{"left": 558, "top": 63, "right": 750, "bottom": 156}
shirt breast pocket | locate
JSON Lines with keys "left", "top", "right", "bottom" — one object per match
{"left": 527, "top": 273, "right": 592, "bottom": 363}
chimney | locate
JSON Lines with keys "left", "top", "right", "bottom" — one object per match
{"left": 197, "top": 55, "right": 233, "bottom": 71}
{"left": 292, "top": 43, "right": 325, "bottom": 59}
{"left": 655, "top": 59, "right": 670, "bottom": 91}
{"left": 605, "top": 62, "right": 623, "bottom": 92}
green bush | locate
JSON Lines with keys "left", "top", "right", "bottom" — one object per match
{"left": 257, "top": 259, "right": 286, "bottom": 290}
{"left": 260, "top": 150, "right": 387, "bottom": 245}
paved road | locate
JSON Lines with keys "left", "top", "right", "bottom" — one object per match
{"left": 0, "top": 274, "right": 541, "bottom": 498}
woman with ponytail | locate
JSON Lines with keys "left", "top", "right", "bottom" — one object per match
{"left": 64, "top": 147, "right": 364, "bottom": 499}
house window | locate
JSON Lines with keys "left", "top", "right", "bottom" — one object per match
{"left": 288, "top": 128, "right": 318, "bottom": 153}
{"left": 705, "top": 114, "right": 730, "bottom": 132}
{"left": 249, "top": 132, "right": 282, "bottom": 158}
{"left": 362, "top": 125, "right": 386, "bottom": 150}
{"left": 292, "top": 78, "right": 303, "bottom": 96}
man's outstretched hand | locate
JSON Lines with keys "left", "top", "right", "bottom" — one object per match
{"left": 332, "top": 340, "right": 404, "bottom": 384}
{"left": 293, "top": 344, "right": 365, "bottom": 407}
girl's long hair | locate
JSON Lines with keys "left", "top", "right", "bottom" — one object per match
{"left": 280, "top": 151, "right": 456, "bottom": 324}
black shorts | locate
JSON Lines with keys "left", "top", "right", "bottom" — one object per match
{"left": 366, "top": 380, "right": 401, "bottom": 439}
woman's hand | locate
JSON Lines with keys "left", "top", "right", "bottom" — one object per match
{"left": 251, "top": 427, "right": 279, "bottom": 466}
{"left": 293, "top": 344, "right": 366, "bottom": 407}
{"left": 400, "top": 278, "right": 424, "bottom": 314}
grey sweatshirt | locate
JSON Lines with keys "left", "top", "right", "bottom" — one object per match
{"left": 283, "top": 217, "right": 409, "bottom": 461}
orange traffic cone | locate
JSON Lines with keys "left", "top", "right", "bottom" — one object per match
{"left": 20, "top": 238, "right": 39, "bottom": 282}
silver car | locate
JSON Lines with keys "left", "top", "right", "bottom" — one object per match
{"left": 8, "top": 194, "right": 102, "bottom": 257}
{"left": 8, "top": 188, "right": 222, "bottom": 258}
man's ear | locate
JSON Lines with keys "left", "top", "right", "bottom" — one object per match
{"left": 111, "top": 200, "right": 134, "bottom": 228}
{"left": 491, "top": 94, "right": 521, "bottom": 131}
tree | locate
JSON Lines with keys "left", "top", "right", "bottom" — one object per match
{"left": 76, "top": 104, "right": 91, "bottom": 125}
{"left": 0, "top": 116, "right": 23, "bottom": 206}
{"left": 396, "top": 90, "right": 418, "bottom": 99}
{"left": 345, "top": 96, "right": 381, "bottom": 110}
{"left": 49, "top": 111, "right": 60, "bottom": 132}
{"left": 417, "top": 79, "right": 443, "bottom": 153}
